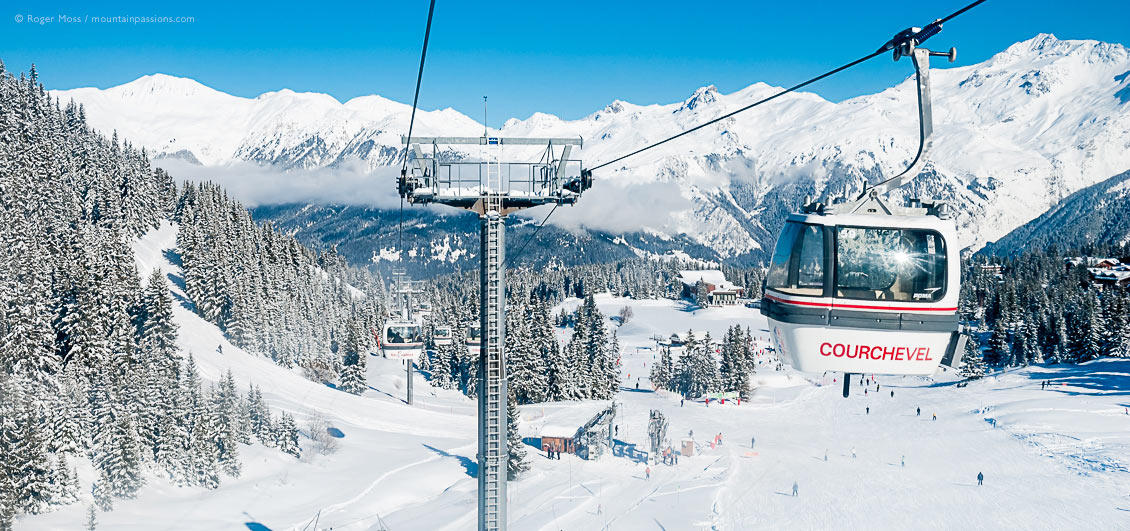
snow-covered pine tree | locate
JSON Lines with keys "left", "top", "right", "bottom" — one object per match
{"left": 338, "top": 318, "right": 368, "bottom": 395}
{"left": 986, "top": 313, "right": 1011, "bottom": 367}
{"left": 1082, "top": 292, "right": 1106, "bottom": 361}
{"left": 674, "top": 330, "right": 698, "bottom": 397}
{"left": 649, "top": 347, "right": 674, "bottom": 391}
{"left": 506, "top": 392, "right": 528, "bottom": 481}
{"left": 960, "top": 334, "right": 987, "bottom": 379}
{"left": 276, "top": 412, "right": 301, "bottom": 459}
{"left": 604, "top": 330, "right": 622, "bottom": 397}
{"left": 506, "top": 295, "right": 547, "bottom": 404}
{"left": 211, "top": 371, "right": 242, "bottom": 478}
{"left": 718, "top": 326, "right": 740, "bottom": 393}
{"left": 689, "top": 332, "right": 721, "bottom": 399}
{"left": 430, "top": 341, "right": 454, "bottom": 389}
{"left": 179, "top": 355, "right": 220, "bottom": 488}
{"left": 245, "top": 384, "right": 274, "bottom": 446}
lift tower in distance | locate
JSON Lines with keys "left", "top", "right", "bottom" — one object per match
{"left": 399, "top": 135, "right": 590, "bottom": 531}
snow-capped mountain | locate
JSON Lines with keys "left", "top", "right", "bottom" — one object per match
{"left": 52, "top": 34, "right": 1130, "bottom": 263}
{"left": 981, "top": 168, "right": 1130, "bottom": 257}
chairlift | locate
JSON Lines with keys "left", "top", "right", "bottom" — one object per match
{"left": 761, "top": 33, "right": 965, "bottom": 387}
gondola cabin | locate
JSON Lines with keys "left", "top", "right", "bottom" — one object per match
{"left": 433, "top": 326, "right": 453, "bottom": 346}
{"left": 761, "top": 212, "right": 961, "bottom": 376}
{"left": 466, "top": 321, "right": 482, "bottom": 356}
{"left": 381, "top": 319, "right": 424, "bottom": 360}
{"left": 761, "top": 39, "right": 968, "bottom": 382}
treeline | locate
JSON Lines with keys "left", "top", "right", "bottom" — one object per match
{"left": 416, "top": 255, "right": 767, "bottom": 405}
{"left": 962, "top": 249, "right": 1130, "bottom": 374}
{"left": 650, "top": 325, "right": 758, "bottom": 399}
{"left": 420, "top": 293, "right": 620, "bottom": 405}
{"left": 0, "top": 63, "right": 302, "bottom": 527}
{"left": 426, "top": 257, "right": 764, "bottom": 313}
{"left": 176, "top": 181, "right": 384, "bottom": 384}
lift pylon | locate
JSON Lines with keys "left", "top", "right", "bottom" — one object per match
{"left": 399, "top": 134, "right": 588, "bottom": 531}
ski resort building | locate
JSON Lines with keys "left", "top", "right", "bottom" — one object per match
{"left": 532, "top": 402, "right": 616, "bottom": 460}
{"left": 1065, "top": 257, "right": 1130, "bottom": 288}
{"left": 678, "top": 270, "right": 744, "bottom": 306}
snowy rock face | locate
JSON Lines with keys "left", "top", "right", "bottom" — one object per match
{"left": 52, "top": 34, "right": 1130, "bottom": 259}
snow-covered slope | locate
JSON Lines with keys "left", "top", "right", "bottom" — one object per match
{"left": 52, "top": 34, "right": 1130, "bottom": 257}
{"left": 18, "top": 228, "right": 1130, "bottom": 528}
{"left": 981, "top": 168, "right": 1130, "bottom": 256}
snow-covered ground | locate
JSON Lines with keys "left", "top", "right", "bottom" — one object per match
{"left": 17, "top": 227, "right": 1130, "bottom": 530}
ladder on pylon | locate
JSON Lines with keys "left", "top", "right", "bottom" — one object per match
{"left": 485, "top": 136, "right": 503, "bottom": 214}
{"left": 479, "top": 135, "right": 507, "bottom": 530}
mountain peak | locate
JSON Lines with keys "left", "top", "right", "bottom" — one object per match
{"left": 1000, "top": 33, "right": 1130, "bottom": 63}
{"left": 676, "top": 85, "right": 719, "bottom": 113}
{"left": 111, "top": 73, "right": 220, "bottom": 99}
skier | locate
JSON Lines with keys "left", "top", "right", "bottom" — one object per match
{"left": 851, "top": 446, "right": 857, "bottom": 459}
{"left": 866, "top": 406, "right": 870, "bottom": 415}
{"left": 751, "top": 436, "right": 756, "bottom": 448}
{"left": 865, "top": 388, "right": 868, "bottom": 396}
{"left": 615, "top": 425, "right": 619, "bottom": 437}
{"left": 876, "top": 383, "right": 880, "bottom": 392}
{"left": 890, "top": 390, "right": 894, "bottom": 398}
{"left": 681, "top": 397, "right": 685, "bottom": 407}
{"left": 217, "top": 344, "right": 223, "bottom": 355}
{"left": 916, "top": 406, "right": 921, "bottom": 416}
{"left": 547, "top": 446, "right": 553, "bottom": 459}
{"left": 824, "top": 449, "right": 828, "bottom": 461}
{"left": 977, "top": 471, "right": 983, "bottom": 486}
{"left": 635, "top": 381, "right": 639, "bottom": 390}
{"left": 646, "top": 466, "right": 651, "bottom": 480}
{"left": 901, "top": 455, "right": 905, "bottom": 467}
{"left": 792, "top": 481, "right": 799, "bottom": 497}
{"left": 932, "top": 413, "right": 937, "bottom": 421}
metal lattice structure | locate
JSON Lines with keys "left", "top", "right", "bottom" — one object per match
{"left": 399, "top": 135, "right": 587, "bottom": 531}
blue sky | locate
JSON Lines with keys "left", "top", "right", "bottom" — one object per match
{"left": 2, "top": 1, "right": 1126, "bottom": 123}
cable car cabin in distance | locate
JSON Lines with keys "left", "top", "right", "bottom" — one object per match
{"left": 466, "top": 321, "right": 481, "bottom": 356}
{"left": 761, "top": 212, "right": 960, "bottom": 376}
{"left": 433, "top": 326, "right": 453, "bottom": 346}
{"left": 381, "top": 319, "right": 424, "bottom": 360}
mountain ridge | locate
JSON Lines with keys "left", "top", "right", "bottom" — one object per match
{"left": 49, "top": 33, "right": 1130, "bottom": 271}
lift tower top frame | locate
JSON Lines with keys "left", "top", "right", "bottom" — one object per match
{"left": 399, "top": 135, "right": 588, "bottom": 531}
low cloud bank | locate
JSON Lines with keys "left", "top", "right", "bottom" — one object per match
{"left": 156, "top": 159, "right": 404, "bottom": 210}
{"left": 157, "top": 159, "right": 698, "bottom": 235}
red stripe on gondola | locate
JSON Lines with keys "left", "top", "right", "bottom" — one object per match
{"left": 764, "top": 294, "right": 956, "bottom": 312}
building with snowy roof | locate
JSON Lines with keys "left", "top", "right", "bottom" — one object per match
{"left": 678, "top": 270, "right": 744, "bottom": 306}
